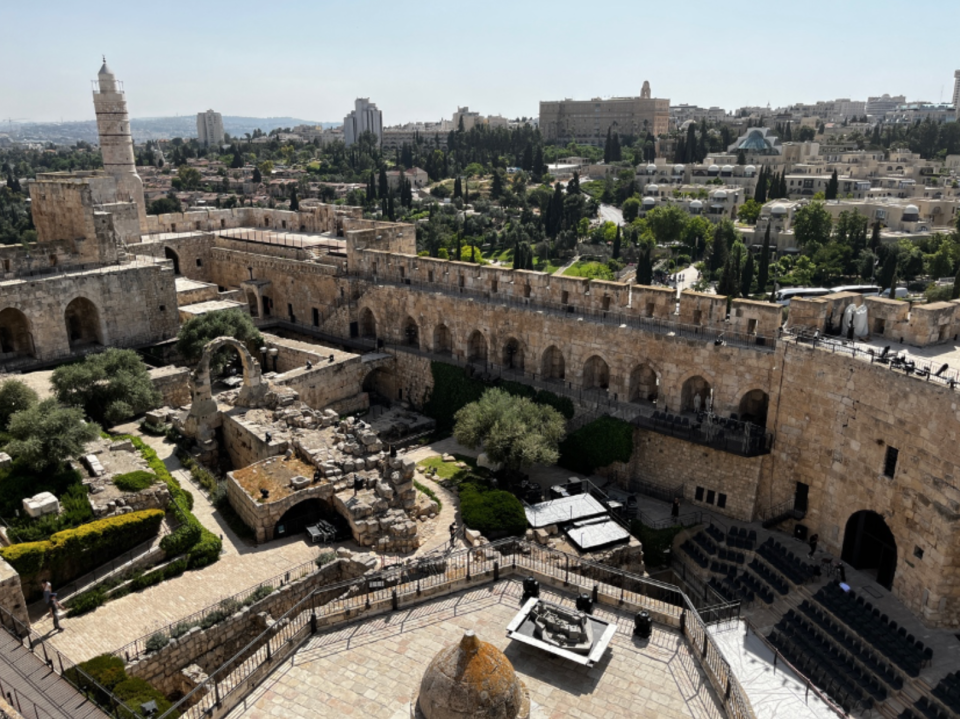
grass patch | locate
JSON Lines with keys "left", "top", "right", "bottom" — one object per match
{"left": 112, "top": 471, "right": 157, "bottom": 493}
{"left": 562, "top": 261, "right": 616, "bottom": 281}
{"left": 5, "top": 482, "right": 93, "bottom": 543}
{"left": 417, "top": 454, "right": 485, "bottom": 491}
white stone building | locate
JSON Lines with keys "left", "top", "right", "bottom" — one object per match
{"left": 196, "top": 109, "right": 225, "bottom": 146}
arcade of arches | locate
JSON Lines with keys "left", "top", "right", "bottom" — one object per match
{"left": 467, "top": 330, "right": 487, "bottom": 363}
{"left": 583, "top": 355, "right": 610, "bottom": 390}
{"left": 433, "top": 324, "right": 452, "bottom": 354}
{"left": 629, "top": 363, "right": 658, "bottom": 404}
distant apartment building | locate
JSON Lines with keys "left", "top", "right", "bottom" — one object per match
{"left": 196, "top": 109, "right": 224, "bottom": 146}
{"left": 344, "top": 98, "right": 382, "bottom": 147}
{"left": 451, "top": 108, "right": 510, "bottom": 132}
{"left": 888, "top": 103, "right": 957, "bottom": 125}
{"left": 954, "top": 71, "right": 960, "bottom": 119}
{"left": 539, "top": 80, "right": 670, "bottom": 145}
{"left": 866, "top": 94, "right": 906, "bottom": 119}
{"left": 381, "top": 121, "right": 451, "bottom": 150}
{"left": 670, "top": 104, "right": 727, "bottom": 126}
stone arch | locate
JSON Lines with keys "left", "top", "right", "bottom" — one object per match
{"left": 402, "top": 316, "right": 420, "bottom": 348}
{"left": 359, "top": 307, "right": 377, "bottom": 338}
{"left": 64, "top": 297, "right": 104, "bottom": 349}
{"left": 541, "top": 345, "right": 565, "bottom": 380}
{"left": 842, "top": 510, "right": 897, "bottom": 590}
{"left": 738, "top": 389, "right": 769, "bottom": 426}
{"left": 582, "top": 355, "right": 610, "bottom": 390}
{"left": 0, "top": 308, "right": 34, "bottom": 358}
{"left": 184, "top": 336, "right": 267, "bottom": 441}
{"left": 363, "top": 366, "right": 396, "bottom": 402}
{"left": 164, "top": 246, "right": 181, "bottom": 275}
{"left": 501, "top": 337, "right": 524, "bottom": 371}
{"left": 433, "top": 323, "right": 452, "bottom": 354}
{"left": 467, "top": 330, "right": 487, "bottom": 363}
{"left": 680, "top": 375, "right": 712, "bottom": 413}
{"left": 628, "top": 362, "right": 659, "bottom": 404}
{"left": 274, "top": 498, "right": 324, "bottom": 540}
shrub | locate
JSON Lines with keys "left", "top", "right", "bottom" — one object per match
{"left": 159, "top": 521, "right": 201, "bottom": 556}
{"left": 0, "top": 462, "right": 83, "bottom": 517}
{"left": 170, "top": 621, "right": 195, "bottom": 638}
{"left": 112, "top": 471, "right": 158, "bottom": 493}
{"left": 0, "top": 541, "right": 47, "bottom": 575}
{"left": 144, "top": 632, "right": 169, "bottom": 653}
{"left": 186, "top": 528, "right": 222, "bottom": 569}
{"left": 113, "top": 676, "right": 178, "bottom": 718}
{"left": 244, "top": 584, "right": 274, "bottom": 606}
{"left": 459, "top": 483, "right": 527, "bottom": 538}
{"left": 77, "top": 653, "right": 126, "bottom": 691}
{"left": 316, "top": 552, "right": 336, "bottom": 567}
{"left": 557, "top": 416, "right": 634, "bottom": 475}
{"left": 629, "top": 520, "right": 684, "bottom": 568}
{"left": 67, "top": 587, "right": 106, "bottom": 617}
{"left": 413, "top": 480, "right": 442, "bottom": 511}
{"left": 0, "top": 379, "right": 38, "bottom": 431}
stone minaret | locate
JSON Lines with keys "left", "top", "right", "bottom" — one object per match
{"left": 93, "top": 58, "right": 146, "bottom": 232}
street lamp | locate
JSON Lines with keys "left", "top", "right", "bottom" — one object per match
{"left": 268, "top": 347, "right": 278, "bottom": 372}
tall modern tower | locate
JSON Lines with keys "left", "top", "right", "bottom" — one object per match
{"left": 197, "top": 109, "right": 225, "bottom": 146}
{"left": 93, "top": 58, "right": 146, "bottom": 231}
{"left": 343, "top": 98, "right": 382, "bottom": 147}
{"left": 953, "top": 71, "right": 960, "bottom": 120}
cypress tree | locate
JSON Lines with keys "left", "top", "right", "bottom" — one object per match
{"left": 453, "top": 177, "right": 462, "bottom": 199}
{"left": 252, "top": 166, "right": 262, "bottom": 184}
{"left": 825, "top": 170, "right": 839, "bottom": 200}
{"left": 612, "top": 225, "right": 621, "bottom": 260}
{"left": 603, "top": 128, "right": 612, "bottom": 163}
{"left": 952, "top": 264, "right": 960, "bottom": 300}
{"left": 636, "top": 243, "right": 653, "bottom": 285}
{"left": 757, "top": 223, "right": 771, "bottom": 292}
{"left": 532, "top": 145, "right": 544, "bottom": 181}
{"left": 869, "top": 221, "right": 881, "bottom": 252}
{"left": 522, "top": 142, "right": 533, "bottom": 172}
{"left": 754, "top": 166, "right": 766, "bottom": 203}
{"left": 612, "top": 133, "right": 621, "bottom": 162}
{"left": 740, "top": 252, "right": 755, "bottom": 297}
{"left": 289, "top": 187, "right": 299, "bottom": 211}
{"left": 779, "top": 171, "right": 787, "bottom": 198}
{"left": 378, "top": 166, "right": 388, "bottom": 199}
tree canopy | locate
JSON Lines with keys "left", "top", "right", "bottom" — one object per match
{"left": 6, "top": 398, "right": 99, "bottom": 472}
{"left": 453, "top": 389, "right": 565, "bottom": 472}
{"left": 176, "top": 308, "right": 264, "bottom": 374}
{"left": 52, "top": 348, "right": 162, "bottom": 426}
{"left": 0, "top": 379, "right": 38, "bottom": 431}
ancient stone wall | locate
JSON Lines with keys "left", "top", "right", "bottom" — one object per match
{"left": 142, "top": 203, "right": 363, "bottom": 237}
{"left": 149, "top": 366, "right": 191, "bottom": 408}
{"left": 222, "top": 412, "right": 286, "bottom": 473}
{"left": 0, "top": 558, "right": 28, "bottom": 627}
{"left": 0, "top": 260, "right": 179, "bottom": 364}
{"left": 133, "top": 232, "right": 215, "bottom": 284}
{"left": 765, "top": 341, "right": 960, "bottom": 627}
{"left": 175, "top": 280, "right": 219, "bottom": 307}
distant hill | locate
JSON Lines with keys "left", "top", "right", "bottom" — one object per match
{"left": 8, "top": 116, "right": 340, "bottom": 145}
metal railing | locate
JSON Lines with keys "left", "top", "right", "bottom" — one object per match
{"left": 349, "top": 272, "right": 778, "bottom": 353}
{"left": 785, "top": 327, "right": 960, "bottom": 392}
{"left": 0, "top": 603, "right": 118, "bottom": 719}
{"left": 145, "top": 538, "right": 754, "bottom": 719}
{"left": 112, "top": 555, "right": 319, "bottom": 663}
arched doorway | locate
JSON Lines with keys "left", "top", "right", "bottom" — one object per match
{"left": 680, "top": 375, "right": 711, "bottom": 413}
{"left": 842, "top": 510, "right": 897, "bottom": 590}
{"left": 164, "top": 247, "right": 181, "bottom": 275}
{"left": 738, "top": 389, "right": 769, "bottom": 426}
{"left": 402, "top": 316, "right": 420, "bottom": 347}
{"left": 629, "top": 363, "right": 658, "bottom": 404}
{"left": 64, "top": 297, "right": 103, "bottom": 349}
{"left": 363, "top": 367, "right": 396, "bottom": 403}
{"left": 0, "top": 308, "right": 34, "bottom": 357}
{"left": 541, "top": 345, "right": 565, "bottom": 380}
{"left": 274, "top": 498, "right": 346, "bottom": 540}
{"left": 502, "top": 338, "right": 524, "bottom": 371}
{"left": 467, "top": 330, "right": 487, "bottom": 363}
{"left": 359, "top": 308, "right": 377, "bottom": 338}
{"left": 246, "top": 291, "right": 259, "bottom": 318}
{"left": 582, "top": 355, "right": 610, "bottom": 391}
{"left": 433, "top": 324, "right": 452, "bottom": 354}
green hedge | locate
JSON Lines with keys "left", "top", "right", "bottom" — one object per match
{"left": 557, "top": 416, "right": 634, "bottom": 475}
{"left": 423, "top": 362, "right": 574, "bottom": 433}
{"left": 112, "top": 471, "right": 157, "bottom": 493}
{"left": 459, "top": 482, "right": 527, "bottom": 538}
{"left": 0, "top": 509, "right": 164, "bottom": 577}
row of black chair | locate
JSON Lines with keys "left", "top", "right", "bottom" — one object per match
{"left": 903, "top": 695, "right": 955, "bottom": 719}
{"left": 729, "top": 525, "right": 757, "bottom": 542}
{"left": 768, "top": 618, "right": 873, "bottom": 714}
{"left": 931, "top": 670, "right": 960, "bottom": 714}
{"left": 814, "top": 583, "right": 929, "bottom": 677}
{"left": 737, "top": 570, "right": 774, "bottom": 604}
{"left": 691, "top": 531, "right": 718, "bottom": 556}
{"left": 709, "top": 575, "right": 754, "bottom": 605}
{"left": 749, "top": 558, "right": 789, "bottom": 596}
{"left": 680, "top": 540, "right": 709, "bottom": 569}
{"left": 727, "top": 533, "right": 754, "bottom": 551}
{"left": 705, "top": 523, "right": 725, "bottom": 543}
{"left": 759, "top": 537, "right": 818, "bottom": 585}
{"left": 717, "top": 548, "right": 745, "bottom": 565}
{"left": 798, "top": 599, "right": 902, "bottom": 691}
{"left": 652, "top": 411, "right": 692, "bottom": 430}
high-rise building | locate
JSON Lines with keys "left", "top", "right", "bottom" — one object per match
{"left": 539, "top": 81, "right": 669, "bottom": 146}
{"left": 196, "top": 109, "right": 225, "bottom": 146}
{"left": 952, "top": 71, "right": 960, "bottom": 119}
{"left": 343, "top": 98, "right": 382, "bottom": 147}
{"left": 866, "top": 94, "right": 906, "bottom": 119}
{"left": 92, "top": 58, "right": 146, "bottom": 231}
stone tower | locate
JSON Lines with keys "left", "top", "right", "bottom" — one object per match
{"left": 93, "top": 58, "right": 147, "bottom": 232}
{"left": 641, "top": 80, "right": 651, "bottom": 99}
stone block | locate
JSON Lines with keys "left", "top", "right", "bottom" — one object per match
{"left": 290, "top": 475, "right": 310, "bottom": 490}
{"left": 109, "top": 439, "right": 135, "bottom": 452}
{"left": 0, "top": 453, "right": 11, "bottom": 469}
{"left": 23, "top": 492, "right": 60, "bottom": 518}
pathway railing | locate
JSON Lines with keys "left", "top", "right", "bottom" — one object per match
{"left": 146, "top": 538, "right": 755, "bottom": 719}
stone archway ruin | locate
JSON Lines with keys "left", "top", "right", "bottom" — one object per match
{"left": 183, "top": 336, "right": 269, "bottom": 442}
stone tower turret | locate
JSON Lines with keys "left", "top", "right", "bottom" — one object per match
{"left": 93, "top": 58, "right": 146, "bottom": 233}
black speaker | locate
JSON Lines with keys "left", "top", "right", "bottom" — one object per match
{"left": 794, "top": 524, "right": 808, "bottom": 541}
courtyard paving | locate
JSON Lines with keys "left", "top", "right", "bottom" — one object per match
{"left": 225, "top": 579, "right": 726, "bottom": 719}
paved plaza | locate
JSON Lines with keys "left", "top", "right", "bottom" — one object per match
{"left": 225, "top": 579, "right": 725, "bottom": 719}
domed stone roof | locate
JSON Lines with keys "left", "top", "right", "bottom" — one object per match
{"left": 416, "top": 630, "right": 529, "bottom": 719}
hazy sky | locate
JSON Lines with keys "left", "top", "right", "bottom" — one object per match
{"left": 3, "top": 0, "right": 959, "bottom": 125}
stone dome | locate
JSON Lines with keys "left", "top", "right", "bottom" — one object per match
{"left": 713, "top": 190, "right": 727, "bottom": 200}
{"left": 647, "top": 184, "right": 659, "bottom": 193}
{"left": 721, "top": 165, "right": 733, "bottom": 172}
{"left": 771, "top": 204, "right": 788, "bottom": 216}
{"left": 646, "top": 163, "right": 657, "bottom": 173}
{"left": 416, "top": 631, "right": 530, "bottom": 719}
{"left": 673, "top": 164, "right": 685, "bottom": 173}
{"left": 642, "top": 196, "right": 656, "bottom": 205}
{"left": 904, "top": 204, "right": 919, "bottom": 215}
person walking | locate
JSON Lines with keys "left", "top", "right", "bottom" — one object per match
{"left": 42, "top": 581, "right": 64, "bottom": 631}
{"left": 807, "top": 533, "right": 819, "bottom": 558}
{"left": 448, "top": 522, "right": 457, "bottom": 550}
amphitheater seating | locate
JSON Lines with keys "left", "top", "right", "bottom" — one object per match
{"left": 726, "top": 526, "right": 755, "bottom": 551}
{"left": 692, "top": 531, "right": 718, "bottom": 556}
{"left": 709, "top": 576, "right": 754, "bottom": 604}
{"left": 769, "top": 609, "right": 884, "bottom": 713}
{"left": 813, "top": 583, "right": 930, "bottom": 677}
{"left": 758, "top": 537, "right": 818, "bottom": 585}
{"left": 749, "top": 558, "right": 789, "bottom": 595}
{"left": 736, "top": 571, "right": 774, "bottom": 604}
{"left": 931, "top": 670, "right": 960, "bottom": 716}
{"left": 705, "top": 523, "right": 726, "bottom": 543}
{"left": 717, "top": 548, "right": 745, "bottom": 565}
{"left": 680, "top": 540, "right": 709, "bottom": 569}
{"left": 909, "top": 695, "right": 955, "bottom": 719}
{"left": 797, "top": 599, "right": 902, "bottom": 691}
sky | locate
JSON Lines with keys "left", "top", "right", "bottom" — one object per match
{"left": 2, "top": 0, "right": 959, "bottom": 126}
